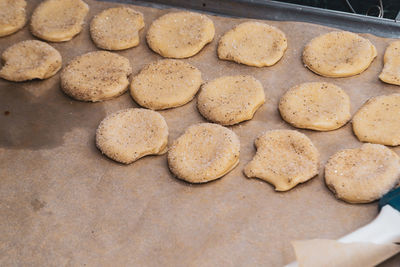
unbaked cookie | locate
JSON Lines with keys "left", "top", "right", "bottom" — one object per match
{"left": 30, "top": 0, "right": 89, "bottom": 42}
{"left": 96, "top": 108, "right": 168, "bottom": 164}
{"left": 303, "top": 31, "right": 377, "bottom": 77}
{"left": 352, "top": 94, "right": 400, "bottom": 146}
{"left": 61, "top": 51, "right": 132, "bottom": 102}
{"left": 0, "top": 0, "right": 26, "bottom": 37}
{"left": 90, "top": 7, "right": 144, "bottom": 50}
{"left": 131, "top": 59, "right": 202, "bottom": 110}
{"left": 0, "top": 40, "right": 61, "bottom": 82}
{"left": 146, "top": 11, "right": 215, "bottom": 58}
{"left": 218, "top": 22, "right": 287, "bottom": 67}
{"left": 279, "top": 82, "right": 351, "bottom": 131}
{"left": 168, "top": 123, "right": 240, "bottom": 183}
{"left": 197, "top": 75, "right": 265, "bottom": 125}
{"left": 244, "top": 130, "right": 320, "bottom": 191}
{"left": 325, "top": 144, "right": 400, "bottom": 203}
{"left": 379, "top": 41, "right": 400, "bottom": 85}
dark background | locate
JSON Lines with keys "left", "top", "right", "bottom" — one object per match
{"left": 275, "top": 0, "right": 400, "bottom": 19}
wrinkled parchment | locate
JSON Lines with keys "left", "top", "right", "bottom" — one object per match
{"left": 292, "top": 240, "right": 400, "bottom": 267}
{"left": 0, "top": 0, "right": 399, "bottom": 266}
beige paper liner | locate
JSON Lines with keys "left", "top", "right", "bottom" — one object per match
{"left": 0, "top": 0, "right": 400, "bottom": 266}
{"left": 292, "top": 239, "right": 400, "bottom": 267}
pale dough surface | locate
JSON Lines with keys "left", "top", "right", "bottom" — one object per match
{"left": 379, "top": 41, "right": 400, "bottom": 85}
{"left": 0, "top": 0, "right": 26, "bottom": 37}
{"left": 90, "top": 7, "right": 144, "bottom": 50}
{"left": 279, "top": 82, "right": 351, "bottom": 131}
{"left": 197, "top": 75, "right": 265, "bottom": 125}
{"left": 218, "top": 21, "right": 287, "bottom": 67}
{"left": 168, "top": 123, "right": 240, "bottom": 183}
{"left": 61, "top": 51, "right": 132, "bottom": 102}
{"left": 146, "top": 11, "right": 215, "bottom": 58}
{"left": 131, "top": 59, "right": 202, "bottom": 110}
{"left": 303, "top": 31, "right": 377, "bottom": 77}
{"left": 0, "top": 40, "right": 61, "bottom": 82}
{"left": 30, "top": 0, "right": 89, "bottom": 42}
{"left": 96, "top": 108, "right": 168, "bottom": 164}
{"left": 244, "top": 130, "right": 320, "bottom": 191}
{"left": 352, "top": 94, "right": 400, "bottom": 146}
{"left": 325, "top": 143, "right": 400, "bottom": 203}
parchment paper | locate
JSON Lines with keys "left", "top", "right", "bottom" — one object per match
{"left": 0, "top": 0, "right": 399, "bottom": 266}
{"left": 292, "top": 240, "right": 400, "bottom": 267}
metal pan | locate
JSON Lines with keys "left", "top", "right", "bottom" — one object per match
{"left": 101, "top": 0, "right": 400, "bottom": 38}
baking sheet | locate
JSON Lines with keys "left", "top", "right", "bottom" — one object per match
{"left": 127, "top": 0, "right": 400, "bottom": 38}
{"left": 0, "top": 0, "right": 399, "bottom": 266}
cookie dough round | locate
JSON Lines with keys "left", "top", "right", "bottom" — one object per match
{"left": 218, "top": 22, "right": 287, "bottom": 67}
{"left": 90, "top": 7, "right": 145, "bottom": 50}
{"left": 279, "top": 82, "right": 351, "bottom": 131}
{"left": 325, "top": 144, "right": 400, "bottom": 203}
{"left": 379, "top": 41, "right": 400, "bottom": 85}
{"left": 303, "top": 31, "right": 377, "bottom": 77}
{"left": 0, "top": 40, "right": 62, "bottom": 82}
{"left": 131, "top": 59, "right": 202, "bottom": 110}
{"left": 146, "top": 11, "right": 215, "bottom": 58}
{"left": 30, "top": 0, "right": 89, "bottom": 42}
{"left": 352, "top": 94, "right": 400, "bottom": 146}
{"left": 197, "top": 75, "right": 265, "bottom": 125}
{"left": 61, "top": 51, "right": 132, "bottom": 102}
{"left": 96, "top": 108, "right": 168, "bottom": 164}
{"left": 244, "top": 130, "right": 320, "bottom": 191}
{"left": 0, "top": 0, "right": 26, "bottom": 37}
{"left": 168, "top": 123, "right": 240, "bottom": 183}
